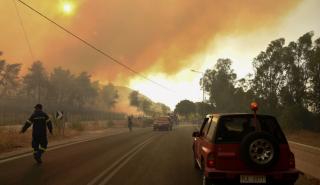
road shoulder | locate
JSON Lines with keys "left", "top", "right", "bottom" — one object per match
{"left": 0, "top": 127, "right": 136, "bottom": 161}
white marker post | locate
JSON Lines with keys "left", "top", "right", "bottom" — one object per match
{"left": 55, "top": 111, "right": 65, "bottom": 136}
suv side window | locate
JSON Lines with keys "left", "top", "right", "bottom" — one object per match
{"left": 259, "top": 117, "right": 287, "bottom": 143}
{"left": 206, "top": 117, "right": 217, "bottom": 140}
{"left": 200, "top": 118, "right": 211, "bottom": 137}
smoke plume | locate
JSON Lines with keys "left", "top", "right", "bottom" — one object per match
{"left": 1, "top": 0, "right": 301, "bottom": 83}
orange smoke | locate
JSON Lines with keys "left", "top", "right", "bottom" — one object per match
{"left": 1, "top": 0, "right": 302, "bottom": 82}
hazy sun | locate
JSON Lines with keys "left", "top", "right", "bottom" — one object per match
{"left": 61, "top": 2, "right": 74, "bottom": 14}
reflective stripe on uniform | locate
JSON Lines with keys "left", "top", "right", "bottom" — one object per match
{"left": 33, "top": 116, "right": 46, "bottom": 120}
{"left": 26, "top": 120, "right": 32, "bottom": 124}
{"left": 39, "top": 146, "right": 46, "bottom": 151}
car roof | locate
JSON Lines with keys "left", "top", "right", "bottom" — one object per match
{"left": 208, "top": 113, "right": 275, "bottom": 118}
{"left": 156, "top": 116, "right": 170, "bottom": 119}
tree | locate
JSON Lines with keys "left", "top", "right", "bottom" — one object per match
{"left": 195, "top": 102, "right": 213, "bottom": 118}
{"left": 202, "top": 58, "right": 237, "bottom": 112}
{"left": 280, "top": 32, "right": 313, "bottom": 108}
{"left": 72, "top": 72, "right": 98, "bottom": 109}
{"left": 160, "top": 103, "right": 171, "bottom": 114}
{"left": 48, "top": 67, "right": 75, "bottom": 107}
{"left": 129, "top": 90, "right": 140, "bottom": 110}
{"left": 23, "top": 61, "right": 48, "bottom": 103}
{"left": 308, "top": 37, "right": 320, "bottom": 113}
{"left": 0, "top": 53, "right": 21, "bottom": 97}
{"left": 174, "top": 100, "right": 196, "bottom": 118}
{"left": 140, "top": 99, "right": 152, "bottom": 116}
{"left": 101, "top": 83, "right": 119, "bottom": 110}
{"left": 252, "top": 39, "right": 287, "bottom": 114}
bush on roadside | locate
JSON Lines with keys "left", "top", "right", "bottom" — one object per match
{"left": 0, "top": 127, "right": 30, "bottom": 153}
{"left": 279, "top": 105, "right": 315, "bottom": 131}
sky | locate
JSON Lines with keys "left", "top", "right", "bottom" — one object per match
{"left": 1, "top": 0, "right": 320, "bottom": 110}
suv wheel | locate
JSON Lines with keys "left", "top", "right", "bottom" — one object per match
{"left": 240, "top": 131, "right": 280, "bottom": 170}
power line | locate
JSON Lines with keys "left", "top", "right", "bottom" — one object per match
{"left": 16, "top": 0, "right": 174, "bottom": 93}
{"left": 12, "top": 0, "right": 42, "bottom": 103}
{"left": 12, "top": 0, "right": 35, "bottom": 61}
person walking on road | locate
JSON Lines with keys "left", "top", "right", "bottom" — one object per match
{"left": 20, "top": 104, "right": 53, "bottom": 164}
{"left": 128, "top": 116, "right": 133, "bottom": 132}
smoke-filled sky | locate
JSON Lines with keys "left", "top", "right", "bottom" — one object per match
{"left": 1, "top": 0, "right": 320, "bottom": 109}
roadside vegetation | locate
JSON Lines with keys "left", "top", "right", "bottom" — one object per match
{"left": 0, "top": 119, "right": 135, "bottom": 153}
{"left": 0, "top": 53, "right": 168, "bottom": 152}
{"left": 174, "top": 31, "right": 320, "bottom": 133}
{"left": 0, "top": 56, "right": 124, "bottom": 125}
{"left": 128, "top": 90, "right": 171, "bottom": 117}
{"left": 0, "top": 53, "right": 170, "bottom": 126}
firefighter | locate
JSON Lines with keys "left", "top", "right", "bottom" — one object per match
{"left": 20, "top": 104, "right": 53, "bottom": 164}
{"left": 128, "top": 116, "right": 133, "bottom": 132}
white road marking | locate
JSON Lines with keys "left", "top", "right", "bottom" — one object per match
{"left": 87, "top": 136, "right": 156, "bottom": 185}
{"left": 289, "top": 141, "right": 320, "bottom": 152}
{"left": 0, "top": 131, "right": 128, "bottom": 164}
{"left": 98, "top": 138, "right": 155, "bottom": 185}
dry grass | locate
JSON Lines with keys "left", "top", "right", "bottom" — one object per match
{"left": 0, "top": 120, "right": 128, "bottom": 154}
{"left": 0, "top": 125, "right": 82, "bottom": 153}
{"left": 0, "top": 127, "right": 31, "bottom": 153}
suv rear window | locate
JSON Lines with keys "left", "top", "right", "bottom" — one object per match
{"left": 214, "top": 115, "right": 287, "bottom": 144}
{"left": 156, "top": 117, "right": 169, "bottom": 122}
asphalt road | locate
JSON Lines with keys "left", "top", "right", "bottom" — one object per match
{"left": 289, "top": 141, "right": 320, "bottom": 179}
{"left": 0, "top": 126, "right": 316, "bottom": 185}
{"left": 0, "top": 126, "right": 200, "bottom": 185}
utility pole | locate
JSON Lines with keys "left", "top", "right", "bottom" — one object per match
{"left": 191, "top": 69, "right": 205, "bottom": 102}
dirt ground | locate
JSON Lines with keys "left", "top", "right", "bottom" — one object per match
{"left": 297, "top": 174, "right": 320, "bottom": 185}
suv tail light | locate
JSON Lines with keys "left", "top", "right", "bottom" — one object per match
{"left": 289, "top": 152, "right": 295, "bottom": 168}
{"left": 207, "top": 153, "right": 215, "bottom": 168}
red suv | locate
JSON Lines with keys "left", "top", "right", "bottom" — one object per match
{"left": 192, "top": 113, "right": 299, "bottom": 185}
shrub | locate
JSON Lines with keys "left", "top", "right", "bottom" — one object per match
{"left": 279, "top": 105, "right": 314, "bottom": 131}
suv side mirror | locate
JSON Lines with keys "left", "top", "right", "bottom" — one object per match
{"left": 192, "top": 131, "right": 200, "bottom": 137}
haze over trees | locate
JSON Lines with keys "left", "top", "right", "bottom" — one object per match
{"left": 200, "top": 31, "right": 320, "bottom": 131}
{"left": 0, "top": 55, "right": 168, "bottom": 125}
{"left": 101, "top": 83, "right": 119, "bottom": 110}
{"left": 174, "top": 100, "right": 196, "bottom": 119}
{"left": 128, "top": 91, "right": 171, "bottom": 116}
{"left": 173, "top": 31, "right": 319, "bottom": 131}
{"left": 0, "top": 53, "right": 21, "bottom": 98}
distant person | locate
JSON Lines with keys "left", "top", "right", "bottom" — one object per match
{"left": 20, "top": 104, "right": 53, "bottom": 164}
{"left": 128, "top": 116, "right": 133, "bottom": 132}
